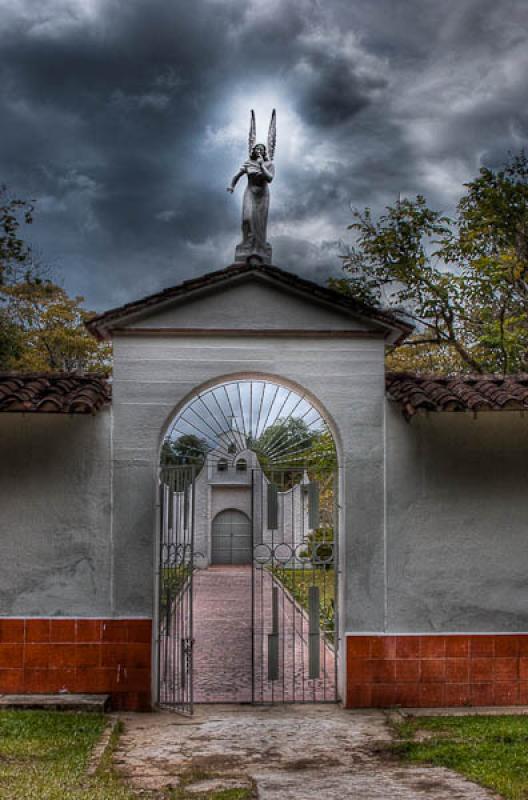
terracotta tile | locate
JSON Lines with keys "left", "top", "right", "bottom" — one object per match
{"left": 392, "top": 684, "right": 421, "bottom": 707}
{"left": 112, "top": 692, "right": 141, "bottom": 711}
{"left": 127, "top": 643, "right": 151, "bottom": 669}
{"left": 48, "top": 644, "right": 75, "bottom": 670}
{"left": 24, "top": 644, "right": 50, "bottom": 669}
{"left": 124, "top": 668, "right": 151, "bottom": 692}
{"left": 518, "top": 637, "right": 528, "bottom": 656}
{"left": 518, "top": 683, "right": 528, "bottom": 704}
{"left": 347, "top": 658, "right": 375, "bottom": 683}
{"left": 470, "top": 636, "right": 495, "bottom": 658}
{"left": 395, "top": 659, "right": 420, "bottom": 683}
{"left": 102, "top": 620, "right": 128, "bottom": 643}
{"left": 46, "top": 669, "right": 76, "bottom": 693}
{"left": 371, "top": 684, "right": 399, "bottom": 707}
{"left": 76, "top": 620, "right": 101, "bottom": 642}
{"left": 347, "top": 637, "right": 370, "bottom": 658}
{"left": 127, "top": 620, "right": 152, "bottom": 644}
{"left": 395, "top": 638, "right": 420, "bottom": 659}
{"left": 445, "top": 683, "right": 471, "bottom": 706}
{"left": 0, "top": 669, "right": 24, "bottom": 693}
{"left": 419, "top": 683, "right": 445, "bottom": 707}
{"left": 101, "top": 644, "right": 129, "bottom": 668}
{"left": 495, "top": 636, "right": 520, "bottom": 657}
{"left": 111, "top": 691, "right": 151, "bottom": 711}
{"left": 0, "top": 643, "right": 24, "bottom": 669}
{"left": 419, "top": 637, "right": 446, "bottom": 659}
{"left": 74, "top": 643, "right": 101, "bottom": 668}
{"left": 494, "top": 682, "right": 519, "bottom": 705}
{"left": 446, "top": 658, "right": 469, "bottom": 683}
{"left": 519, "top": 657, "right": 528, "bottom": 681}
{"left": 25, "top": 619, "right": 50, "bottom": 643}
{"left": 370, "top": 660, "right": 396, "bottom": 684}
{"left": 134, "top": 692, "right": 152, "bottom": 711}
{"left": 24, "top": 668, "right": 51, "bottom": 693}
{"left": 50, "top": 619, "right": 76, "bottom": 643}
{"left": 75, "top": 667, "right": 114, "bottom": 694}
{"left": 494, "top": 658, "right": 518, "bottom": 682}
{"left": 470, "top": 682, "right": 494, "bottom": 705}
{"left": 445, "top": 637, "right": 469, "bottom": 658}
{"left": 470, "top": 658, "right": 494, "bottom": 682}
{"left": 347, "top": 683, "right": 372, "bottom": 708}
{"left": 110, "top": 665, "right": 129, "bottom": 691}
{"left": 0, "top": 619, "right": 25, "bottom": 643}
{"left": 370, "top": 637, "right": 397, "bottom": 659}
{"left": 421, "top": 659, "right": 446, "bottom": 682}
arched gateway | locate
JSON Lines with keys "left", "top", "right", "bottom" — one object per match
{"left": 159, "top": 375, "right": 339, "bottom": 708}
{"left": 87, "top": 261, "right": 409, "bottom": 713}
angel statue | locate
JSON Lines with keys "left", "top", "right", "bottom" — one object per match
{"left": 227, "top": 109, "right": 276, "bottom": 264}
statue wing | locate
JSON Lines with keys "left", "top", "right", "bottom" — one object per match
{"left": 267, "top": 109, "right": 276, "bottom": 161}
{"left": 248, "top": 109, "right": 256, "bottom": 156}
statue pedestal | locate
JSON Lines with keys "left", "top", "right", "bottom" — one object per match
{"left": 235, "top": 241, "right": 272, "bottom": 265}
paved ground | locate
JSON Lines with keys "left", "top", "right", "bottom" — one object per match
{"left": 114, "top": 704, "right": 499, "bottom": 798}
{"left": 192, "top": 566, "right": 335, "bottom": 703}
{"left": 193, "top": 567, "right": 253, "bottom": 703}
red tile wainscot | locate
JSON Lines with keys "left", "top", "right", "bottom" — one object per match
{"left": 0, "top": 618, "right": 152, "bottom": 711}
{"left": 346, "top": 634, "right": 528, "bottom": 708}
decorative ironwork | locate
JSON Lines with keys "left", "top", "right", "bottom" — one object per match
{"left": 162, "top": 379, "right": 336, "bottom": 470}
{"left": 158, "top": 465, "right": 196, "bottom": 713}
{"left": 251, "top": 466, "right": 338, "bottom": 704}
{"left": 159, "top": 379, "right": 339, "bottom": 710}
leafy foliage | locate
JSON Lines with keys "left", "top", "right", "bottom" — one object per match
{"left": 0, "top": 185, "right": 33, "bottom": 287}
{"left": 1, "top": 278, "right": 111, "bottom": 373}
{"left": 0, "top": 186, "right": 109, "bottom": 372}
{"left": 161, "top": 434, "right": 209, "bottom": 466}
{"left": 252, "top": 416, "right": 315, "bottom": 466}
{"left": 335, "top": 151, "right": 528, "bottom": 374}
{"left": 299, "top": 526, "right": 334, "bottom": 568}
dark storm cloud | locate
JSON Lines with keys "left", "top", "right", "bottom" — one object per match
{"left": 1, "top": 0, "right": 528, "bottom": 309}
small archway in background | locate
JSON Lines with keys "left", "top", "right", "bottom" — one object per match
{"left": 211, "top": 509, "right": 252, "bottom": 565}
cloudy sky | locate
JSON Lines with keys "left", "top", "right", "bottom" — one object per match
{"left": 1, "top": 0, "right": 528, "bottom": 310}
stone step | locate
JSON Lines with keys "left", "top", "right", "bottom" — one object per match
{"left": 0, "top": 693, "right": 110, "bottom": 712}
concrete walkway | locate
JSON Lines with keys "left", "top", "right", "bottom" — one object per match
{"left": 114, "top": 705, "right": 499, "bottom": 798}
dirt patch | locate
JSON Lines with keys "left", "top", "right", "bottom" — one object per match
{"left": 113, "top": 706, "right": 497, "bottom": 799}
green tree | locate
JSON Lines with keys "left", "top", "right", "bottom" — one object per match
{"left": 0, "top": 186, "right": 109, "bottom": 373}
{"left": 0, "top": 185, "right": 33, "bottom": 286}
{"left": 2, "top": 278, "right": 111, "bottom": 373}
{"left": 334, "top": 151, "right": 528, "bottom": 374}
{"left": 161, "top": 434, "right": 209, "bottom": 466}
{"left": 253, "top": 416, "right": 314, "bottom": 470}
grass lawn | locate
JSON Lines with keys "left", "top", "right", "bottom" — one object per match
{"left": 0, "top": 710, "right": 252, "bottom": 800}
{"left": 272, "top": 567, "right": 335, "bottom": 638}
{"left": 391, "top": 714, "right": 528, "bottom": 800}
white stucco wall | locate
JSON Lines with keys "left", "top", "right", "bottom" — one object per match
{"left": 111, "top": 321, "right": 387, "bottom": 648}
{"left": 0, "top": 410, "right": 113, "bottom": 615}
{"left": 385, "top": 402, "right": 528, "bottom": 632}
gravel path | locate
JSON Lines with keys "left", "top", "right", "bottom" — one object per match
{"left": 114, "top": 705, "right": 500, "bottom": 798}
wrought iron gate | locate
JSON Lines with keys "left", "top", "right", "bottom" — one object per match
{"left": 252, "top": 466, "right": 338, "bottom": 703}
{"left": 157, "top": 465, "right": 196, "bottom": 713}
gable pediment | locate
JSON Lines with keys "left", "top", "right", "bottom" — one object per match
{"left": 87, "top": 263, "right": 412, "bottom": 344}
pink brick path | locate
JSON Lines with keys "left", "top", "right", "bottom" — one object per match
{"left": 193, "top": 566, "right": 253, "bottom": 702}
{"left": 192, "top": 565, "right": 336, "bottom": 703}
